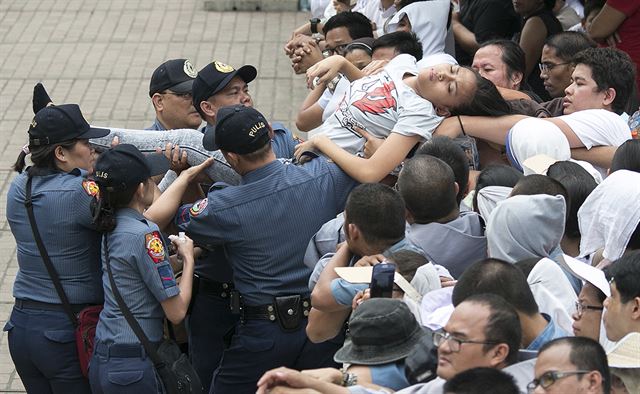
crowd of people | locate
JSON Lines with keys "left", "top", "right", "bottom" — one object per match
{"left": 5, "top": 0, "right": 640, "bottom": 393}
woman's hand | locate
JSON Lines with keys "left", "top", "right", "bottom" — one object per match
{"left": 177, "top": 157, "right": 214, "bottom": 183}
{"left": 306, "top": 56, "right": 346, "bottom": 89}
{"left": 361, "top": 59, "right": 389, "bottom": 76}
{"left": 357, "top": 128, "right": 385, "bottom": 159}
{"left": 169, "top": 233, "right": 195, "bottom": 265}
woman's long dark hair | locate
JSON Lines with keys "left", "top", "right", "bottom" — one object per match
{"left": 450, "top": 69, "right": 512, "bottom": 117}
{"left": 13, "top": 139, "right": 78, "bottom": 175}
{"left": 91, "top": 184, "right": 139, "bottom": 233}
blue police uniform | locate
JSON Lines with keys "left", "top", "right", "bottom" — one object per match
{"left": 186, "top": 121, "right": 300, "bottom": 392}
{"left": 89, "top": 208, "right": 179, "bottom": 394}
{"left": 176, "top": 156, "right": 357, "bottom": 393}
{"left": 145, "top": 119, "right": 166, "bottom": 131}
{"left": 5, "top": 168, "right": 102, "bottom": 394}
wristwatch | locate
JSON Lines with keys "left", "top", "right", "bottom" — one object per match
{"left": 342, "top": 371, "right": 358, "bottom": 387}
{"left": 310, "top": 18, "right": 321, "bottom": 34}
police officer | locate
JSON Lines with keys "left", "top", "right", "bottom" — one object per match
{"left": 5, "top": 104, "right": 110, "bottom": 393}
{"left": 89, "top": 144, "right": 198, "bottom": 393}
{"left": 147, "top": 58, "right": 202, "bottom": 131}
{"left": 177, "top": 105, "right": 358, "bottom": 393}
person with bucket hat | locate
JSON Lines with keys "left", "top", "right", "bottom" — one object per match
{"left": 5, "top": 104, "right": 110, "bottom": 393}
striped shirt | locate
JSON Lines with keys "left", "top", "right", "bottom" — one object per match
{"left": 7, "top": 169, "right": 103, "bottom": 304}
{"left": 178, "top": 158, "right": 357, "bottom": 305}
{"left": 95, "top": 208, "right": 179, "bottom": 344}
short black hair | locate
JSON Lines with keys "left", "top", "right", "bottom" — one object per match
{"left": 453, "top": 258, "right": 539, "bottom": 316}
{"left": 372, "top": 31, "right": 423, "bottom": 60}
{"left": 572, "top": 47, "right": 637, "bottom": 115}
{"left": 478, "top": 39, "right": 526, "bottom": 83}
{"left": 416, "top": 136, "right": 470, "bottom": 204}
{"left": 344, "top": 183, "right": 406, "bottom": 248}
{"left": 611, "top": 139, "right": 640, "bottom": 174}
{"left": 387, "top": 250, "right": 428, "bottom": 283}
{"left": 463, "top": 294, "right": 521, "bottom": 365}
{"left": 545, "top": 31, "right": 596, "bottom": 62}
{"left": 322, "top": 11, "right": 374, "bottom": 39}
{"left": 472, "top": 165, "right": 524, "bottom": 212}
{"left": 397, "top": 155, "right": 458, "bottom": 224}
{"left": 510, "top": 174, "right": 569, "bottom": 203}
{"left": 539, "top": 337, "right": 611, "bottom": 394}
{"left": 547, "top": 161, "right": 597, "bottom": 239}
{"left": 443, "top": 367, "right": 519, "bottom": 394}
{"left": 611, "top": 250, "right": 640, "bottom": 303}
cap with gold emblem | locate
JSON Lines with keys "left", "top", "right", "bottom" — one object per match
{"left": 149, "top": 58, "right": 198, "bottom": 97}
{"left": 192, "top": 61, "right": 257, "bottom": 111}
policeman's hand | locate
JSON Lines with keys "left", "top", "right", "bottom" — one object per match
{"left": 157, "top": 143, "right": 189, "bottom": 174}
{"left": 169, "top": 233, "right": 195, "bottom": 263}
{"left": 300, "top": 368, "right": 342, "bottom": 385}
{"left": 357, "top": 128, "right": 384, "bottom": 159}
{"left": 361, "top": 59, "right": 389, "bottom": 76}
{"left": 178, "top": 157, "right": 214, "bottom": 183}
{"left": 306, "top": 55, "right": 346, "bottom": 90}
{"left": 354, "top": 254, "right": 386, "bottom": 267}
{"left": 110, "top": 135, "right": 120, "bottom": 147}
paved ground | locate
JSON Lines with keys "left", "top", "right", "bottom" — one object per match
{"left": 0, "top": 0, "right": 309, "bottom": 390}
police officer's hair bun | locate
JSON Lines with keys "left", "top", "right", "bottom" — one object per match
{"left": 91, "top": 194, "right": 116, "bottom": 233}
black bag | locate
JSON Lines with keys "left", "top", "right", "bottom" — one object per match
{"left": 103, "top": 236, "right": 203, "bottom": 394}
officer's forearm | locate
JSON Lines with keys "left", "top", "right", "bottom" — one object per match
{"left": 161, "top": 254, "right": 194, "bottom": 325}
{"left": 145, "top": 175, "right": 191, "bottom": 230}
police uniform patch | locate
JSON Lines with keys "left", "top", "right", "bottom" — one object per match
{"left": 183, "top": 59, "right": 197, "bottom": 78}
{"left": 214, "top": 61, "right": 234, "bottom": 73}
{"left": 145, "top": 231, "right": 165, "bottom": 263}
{"left": 156, "top": 264, "right": 177, "bottom": 289}
{"left": 189, "top": 198, "right": 208, "bottom": 217}
{"left": 82, "top": 180, "right": 100, "bottom": 197}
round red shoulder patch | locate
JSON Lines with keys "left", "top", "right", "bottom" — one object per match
{"left": 82, "top": 180, "right": 100, "bottom": 197}
{"left": 189, "top": 198, "right": 208, "bottom": 217}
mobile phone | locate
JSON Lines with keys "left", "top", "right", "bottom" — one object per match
{"left": 370, "top": 262, "right": 396, "bottom": 298}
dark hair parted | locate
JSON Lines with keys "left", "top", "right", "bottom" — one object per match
{"left": 397, "top": 155, "right": 458, "bottom": 224}
{"left": 547, "top": 161, "right": 597, "bottom": 239}
{"left": 453, "top": 258, "right": 540, "bottom": 316}
{"left": 449, "top": 71, "right": 512, "bottom": 117}
{"left": 416, "top": 136, "right": 469, "bottom": 204}
{"left": 572, "top": 47, "right": 637, "bottom": 115}
{"left": 472, "top": 165, "right": 523, "bottom": 212}
{"left": 443, "top": 367, "right": 519, "bottom": 394}
{"left": 544, "top": 31, "right": 596, "bottom": 62}
{"left": 479, "top": 39, "right": 526, "bottom": 85}
{"left": 322, "top": 11, "right": 373, "bottom": 39}
{"left": 372, "top": 31, "right": 423, "bottom": 61}
{"left": 461, "top": 293, "right": 522, "bottom": 366}
{"left": 611, "top": 139, "right": 640, "bottom": 174}
{"left": 344, "top": 183, "right": 406, "bottom": 249}
{"left": 611, "top": 250, "right": 640, "bottom": 303}
{"left": 539, "top": 337, "right": 611, "bottom": 394}
{"left": 13, "top": 140, "right": 78, "bottom": 174}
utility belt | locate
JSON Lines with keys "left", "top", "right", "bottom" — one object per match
{"left": 230, "top": 291, "right": 311, "bottom": 332}
{"left": 15, "top": 298, "right": 95, "bottom": 315}
{"left": 194, "top": 274, "right": 234, "bottom": 299}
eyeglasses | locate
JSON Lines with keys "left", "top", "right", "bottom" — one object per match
{"left": 432, "top": 330, "right": 501, "bottom": 353}
{"left": 527, "top": 370, "right": 590, "bottom": 393}
{"left": 574, "top": 301, "right": 603, "bottom": 318}
{"left": 323, "top": 43, "right": 349, "bottom": 57}
{"left": 538, "top": 62, "right": 571, "bottom": 73}
{"left": 162, "top": 91, "right": 193, "bottom": 100}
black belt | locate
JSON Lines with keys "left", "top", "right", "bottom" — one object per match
{"left": 15, "top": 299, "right": 93, "bottom": 314}
{"left": 197, "top": 276, "right": 233, "bottom": 298}
{"left": 242, "top": 298, "right": 311, "bottom": 321}
{"left": 94, "top": 341, "right": 161, "bottom": 359}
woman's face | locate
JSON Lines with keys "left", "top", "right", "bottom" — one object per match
{"left": 345, "top": 48, "right": 372, "bottom": 70}
{"left": 572, "top": 283, "right": 604, "bottom": 341}
{"left": 512, "top": 0, "right": 543, "bottom": 16}
{"left": 417, "top": 64, "right": 477, "bottom": 114}
{"left": 472, "top": 45, "right": 518, "bottom": 90}
{"left": 60, "top": 139, "right": 96, "bottom": 173}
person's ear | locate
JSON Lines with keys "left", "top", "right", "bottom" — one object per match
{"left": 453, "top": 181, "right": 460, "bottom": 197}
{"left": 200, "top": 100, "right": 216, "bottom": 118}
{"left": 436, "top": 106, "right": 451, "bottom": 117}
{"left": 136, "top": 182, "right": 146, "bottom": 199}
{"left": 510, "top": 71, "right": 523, "bottom": 90}
{"left": 347, "top": 223, "right": 360, "bottom": 241}
{"left": 489, "top": 343, "right": 510, "bottom": 367}
{"left": 630, "top": 296, "right": 640, "bottom": 321}
{"left": 54, "top": 145, "right": 66, "bottom": 163}
{"left": 151, "top": 93, "right": 164, "bottom": 112}
{"left": 404, "top": 208, "right": 415, "bottom": 223}
{"left": 223, "top": 151, "right": 239, "bottom": 168}
{"left": 584, "top": 371, "right": 603, "bottom": 393}
{"left": 603, "top": 87, "right": 617, "bottom": 107}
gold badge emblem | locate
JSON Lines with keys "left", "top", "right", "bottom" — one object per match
{"left": 214, "top": 61, "right": 235, "bottom": 73}
{"left": 183, "top": 59, "right": 197, "bottom": 78}
{"left": 30, "top": 118, "right": 37, "bottom": 128}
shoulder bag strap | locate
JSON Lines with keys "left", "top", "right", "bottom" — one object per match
{"left": 102, "top": 235, "right": 165, "bottom": 369}
{"left": 24, "top": 174, "right": 78, "bottom": 326}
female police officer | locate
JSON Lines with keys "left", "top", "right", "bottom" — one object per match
{"left": 5, "top": 104, "right": 110, "bottom": 393}
{"left": 89, "top": 144, "right": 201, "bottom": 393}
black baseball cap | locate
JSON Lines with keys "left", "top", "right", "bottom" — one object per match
{"left": 28, "top": 104, "right": 110, "bottom": 146}
{"left": 149, "top": 59, "right": 198, "bottom": 97}
{"left": 94, "top": 144, "right": 169, "bottom": 191}
{"left": 211, "top": 105, "right": 270, "bottom": 154}
{"left": 192, "top": 61, "right": 257, "bottom": 110}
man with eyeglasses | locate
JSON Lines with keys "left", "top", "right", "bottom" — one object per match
{"left": 528, "top": 337, "right": 610, "bottom": 394}
{"left": 147, "top": 58, "right": 203, "bottom": 131}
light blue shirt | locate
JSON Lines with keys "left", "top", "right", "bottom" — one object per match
{"left": 526, "top": 313, "right": 569, "bottom": 351}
